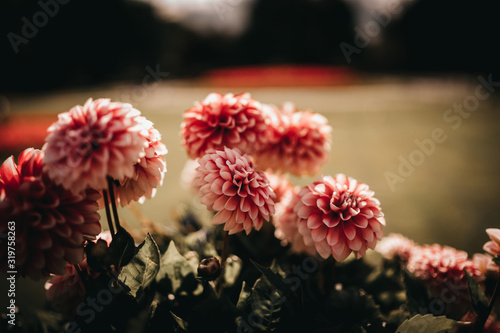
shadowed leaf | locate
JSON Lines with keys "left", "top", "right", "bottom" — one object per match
{"left": 119, "top": 233, "right": 160, "bottom": 299}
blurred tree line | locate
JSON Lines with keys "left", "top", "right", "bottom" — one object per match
{"left": 0, "top": 0, "right": 499, "bottom": 92}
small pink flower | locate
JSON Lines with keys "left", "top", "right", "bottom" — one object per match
{"left": 45, "top": 261, "right": 93, "bottom": 319}
{"left": 273, "top": 186, "right": 316, "bottom": 256}
{"left": 295, "top": 174, "right": 385, "bottom": 261}
{"left": 473, "top": 253, "right": 499, "bottom": 277}
{"left": 180, "top": 158, "right": 200, "bottom": 191}
{"left": 461, "top": 312, "right": 500, "bottom": 333}
{"left": 0, "top": 149, "right": 101, "bottom": 279}
{"left": 113, "top": 119, "right": 167, "bottom": 206}
{"left": 255, "top": 102, "right": 331, "bottom": 176}
{"left": 181, "top": 92, "right": 268, "bottom": 159}
{"left": 484, "top": 228, "right": 500, "bottom": 257}
{"left": 376, "top": 233, "right": 417, "bottom": 261}
{"left": 407, "top": 244, "right": 483, "bottom": 298}
{"left": 43, "top": 98, "right": 149, "bottom": 194}
{"left": 194, "top": 147, "right": 275, "bottom": 235}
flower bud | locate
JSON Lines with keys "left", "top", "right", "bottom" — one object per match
{"left": 197, "top": 257, "right": 221, "bottom": 281}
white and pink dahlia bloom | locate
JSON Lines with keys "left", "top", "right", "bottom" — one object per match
{"left": 43, "top": 98, "right": 149, "bottom": 194}
{"left": 255, "top": 102, "right": 331, "bottom": 176}
{"left": 194, "top": 147, "right": 275, "bottom": 235}
{"left": 0, "top": 148, "right": 101, "bottom": 279}
{"left": 295, "top": 174, "right": 385, "bottom": 261}
{"left": 181, "top": 92, "right": 268, "bottom": 159}
{"left": 376, "top": 233, "right": 417, "bottom": 262}
{"left": 273, "top": 186, "right": 316, "bottom": 256}
{"left": 113, "top": 119, "right": 167, "bottom": 206}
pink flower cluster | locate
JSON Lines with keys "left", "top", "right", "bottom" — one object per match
{"left": 0, "top": 148, "right": 101, "bottom": 279}
{"left": 181, "top": 93, "right": 332, "bottom": 176}
{"left": 406, "top": 244, "right": 483, "bottom": 294}
{"left": 377, "top": 230, "right": 500, "bottom": 311}
{"left": 43, "top": 98, "right": 167, "bottom": 205}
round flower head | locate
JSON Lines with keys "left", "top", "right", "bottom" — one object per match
{"left": 43, "top": 98, "right": 149, "bottom": 194}
{"left": 407, "top": 244, "right": 483, "bottom": 298}
{"left": 45, "top": 260, "right": 93, "bottom": 319}
{"left": 255, "top": 102, "right": 331, "bottom": 176}
{"left": 194, "top": 147, "right": 275, "bottom": 235}
{"left": 295, "top": 174, "right": 385, "bottom": 261}
{"left": 376, "top": 233, "right": 417, "bottom": 262}
{"left": 484, "top": 228, "right": 500, "bottom": 257}
{"left": 113, "top": 119, "right": 167, "bottom": 206}
{"left": 273, "top": 186, "right": 316, "bottom": 256}
{"left": 0, "top": 148, "right": 101, "bottom": 279}
{"left": 181, "top": 92, "right": 268, "bottom": 159}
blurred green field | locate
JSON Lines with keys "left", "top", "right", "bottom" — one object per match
{"left": 2, "top": 75, "right": 500, "bottom": 312}
{"left": 3, "top": 75, "right": 500, "bottom": 254}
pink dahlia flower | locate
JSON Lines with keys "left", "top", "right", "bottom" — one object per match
{"left": 194, "top": 147, "right": 275, "bottom": 235}
{"left": 45, "top": 260, "right": 94, "bottom": 318}
{"left": 473, "top": 253, "right": 499, "bottom": 277}
{"left": 181, "top": 92, "right": 268, "bottom": 159}
{"left": 407, "top": 244, "right": 483, "bottom": 298}
{"left": 43, "top": 98, "right": 149, "bottom": 194}
{"left": 265, "top": 171, "right": 294, "bottom": 204}
{"left": 0, "top": 149, "right": 101, "bottom": 279}
{"left": 484, "top": 228, "right": 500, "bottom": 257}
{"left": 255, "top": 102, "right": 331, "bottom": 176}
{"left": 295, "top": 174, "right": 385, "bottom": 261}
{"left": 113, "top": 119, "right": 167, "bottom": 206}
{"left": 376, "top": 233, "right": 417, "bottom": 261}
{"left": 180, "top": 158, "right": 200, "bottom": 191}
{"left": 273, "top": 186, "right": 316, "bottom": 256}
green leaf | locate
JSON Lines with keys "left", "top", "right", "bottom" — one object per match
{"left": 170, "top": 311, "right": 189, "bottom": 331}
{"left": 250, "top": 259, "right": 298, "bottom": 307}
{"left": 118, "top": 233, "right": 160, "bottom": 299}
{"left": 396, "top": 314, "right": 462, "bottom": 333}
{"left": 403, "top": 270, "right": 430, "bottom": 315}
{"left": 236, "top": 281, "right": 252, "bottom": 312}
{"left": 155, "top": 240, "right": 203, "bottom": 296}
{"left": 244, "top": 276, "right": 285, "bottom": 332}
{"left": 109, "top": 226, "right": 137, "bottom": 268}
{"left": 463, "top": 268, "right": 489, "bottom": 316}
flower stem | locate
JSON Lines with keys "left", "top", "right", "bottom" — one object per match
{"left": 475, "top": 273, "right": 500, "bottom": 332}
{"left": 107, "top": 177, "right": 121, "bottom": 229}
{"left": 216, "top": 231, "right": 230, "bottom": 294}
{"left": 102, "top": 189, "right": 115, "bottom": 237}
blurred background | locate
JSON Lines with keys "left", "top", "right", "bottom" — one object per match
{"left": 1, "top": 0, "right": 500, "bottom": 308}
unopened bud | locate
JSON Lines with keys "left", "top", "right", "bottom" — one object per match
{"left": 197, "top": 257, "right": 221, "bottom": 281}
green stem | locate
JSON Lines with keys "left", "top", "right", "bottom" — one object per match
{"left": 107, "top": 177, "right": 121, "bottom": 229}
{"left": 474, "top": 273, "right": 500, "bottom": 332}
{"left": 102, "top": 189, "right": 115, "bottom": 237}
{"left": 216, "top": 231, "right": 230, "bottom": 294}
